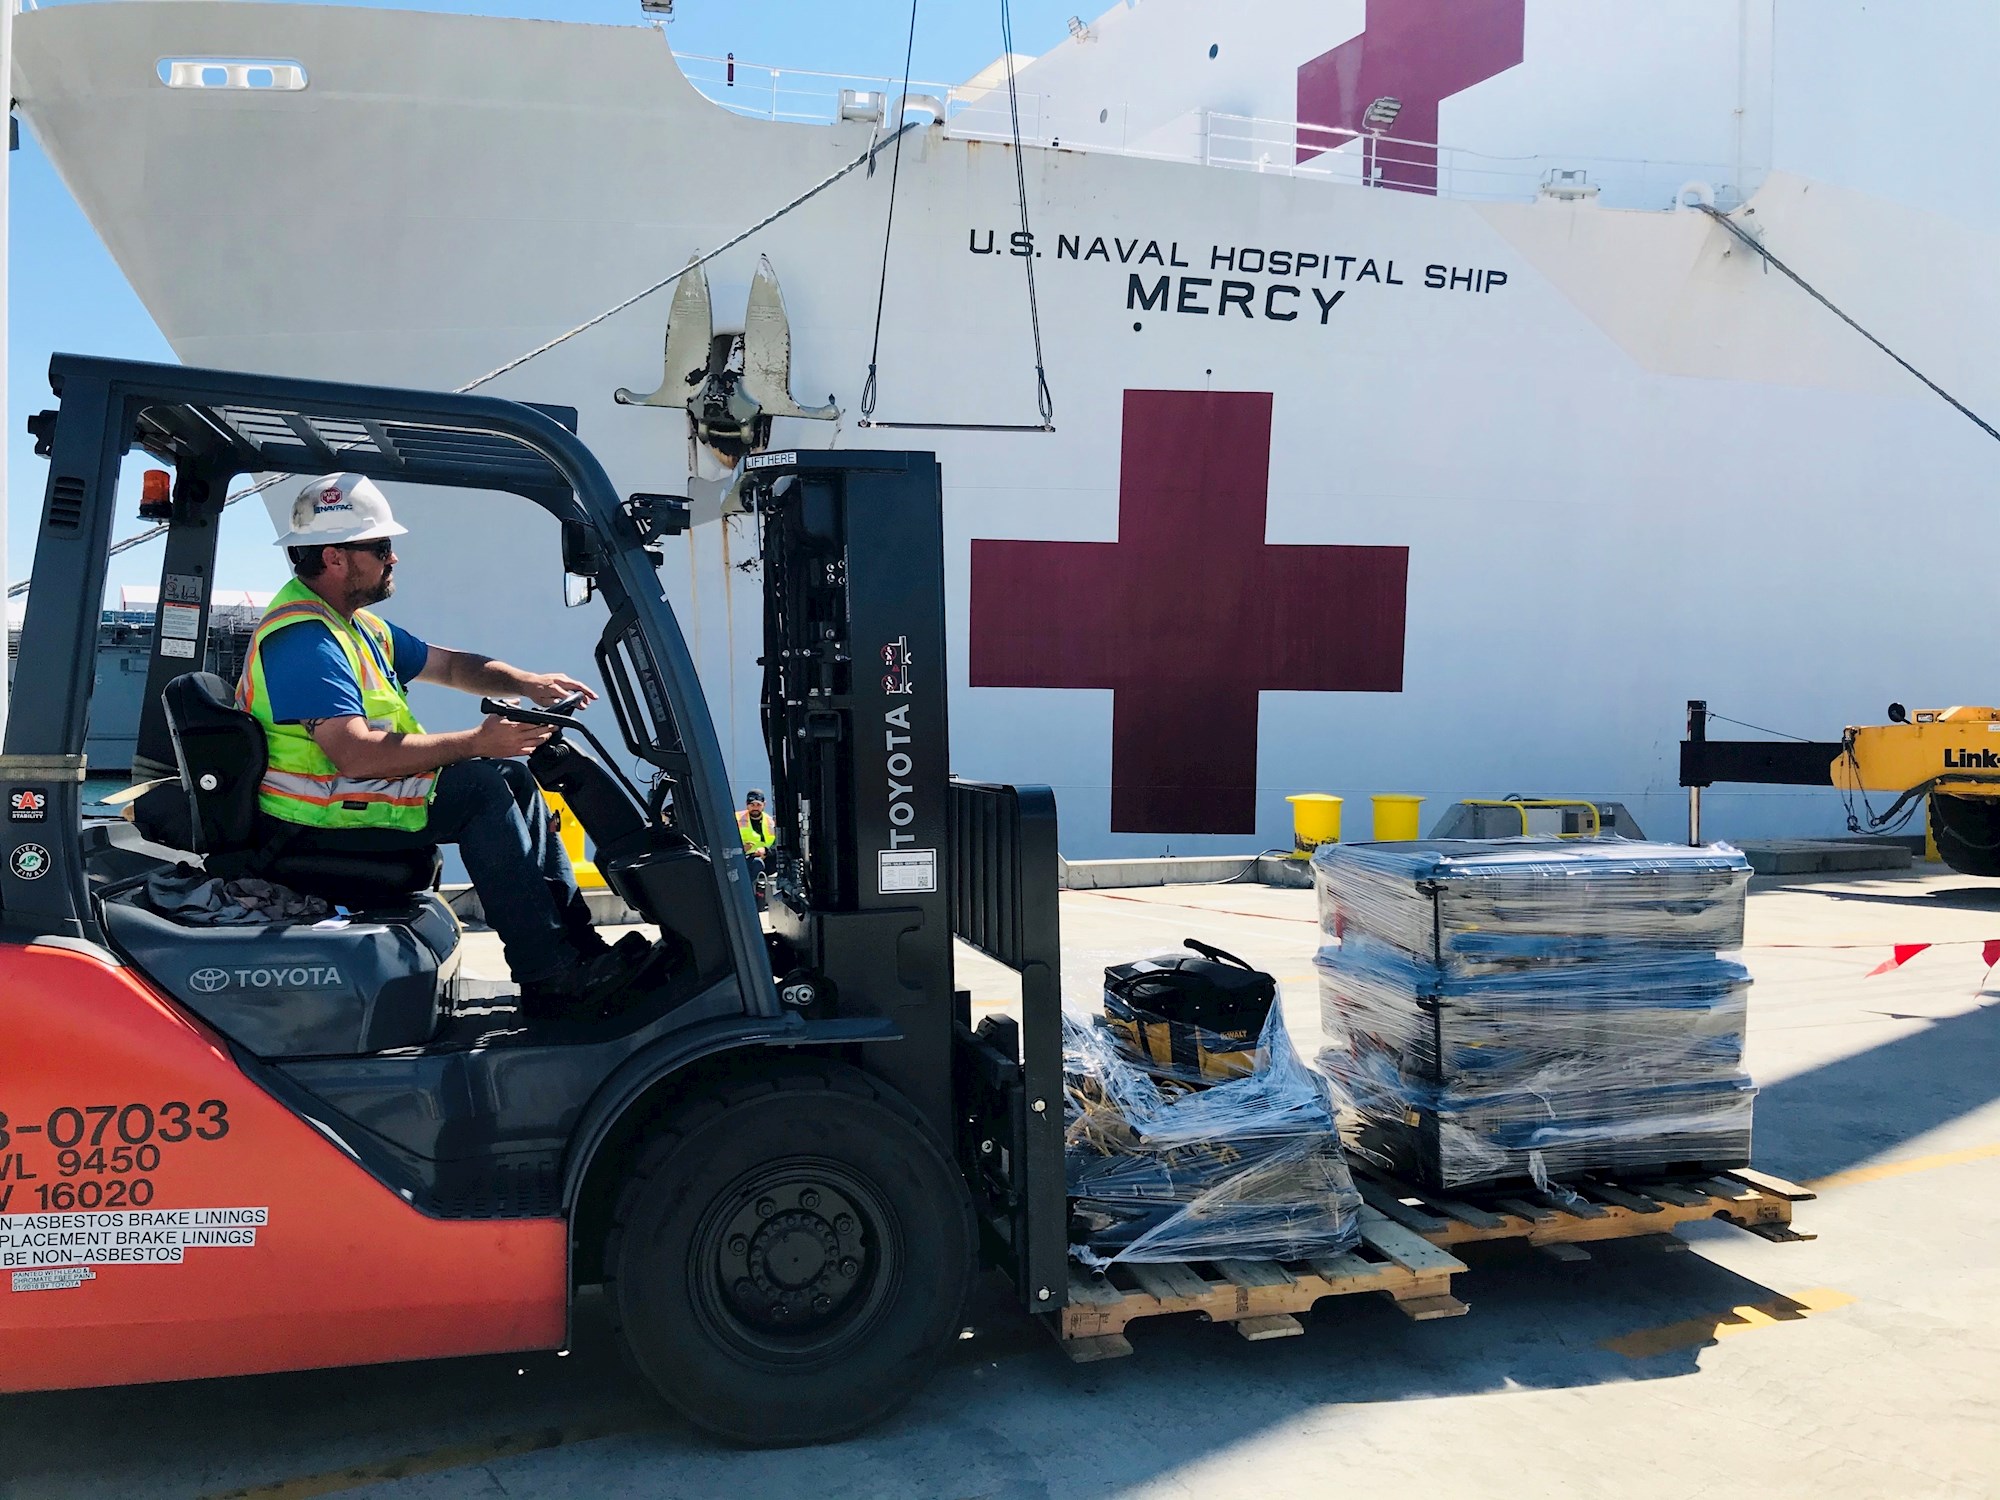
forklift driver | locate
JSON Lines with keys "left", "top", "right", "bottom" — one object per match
{"left": 241, "top": 472, "right": 647, "bottom": 1020}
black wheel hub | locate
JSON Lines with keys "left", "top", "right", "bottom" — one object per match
{"left": 714, "top": 1179, "right": 871, "bottom": 1336}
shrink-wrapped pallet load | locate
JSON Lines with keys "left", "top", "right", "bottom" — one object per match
{"left": 1313, "top": 840, "right": 1756, "bottom": 1192}
{"left": 1064, "top": 950, "right": 1362, "bottom": 1267}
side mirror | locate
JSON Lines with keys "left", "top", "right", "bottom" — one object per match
{"left": 560, "top": 519, "right": 605, "bottom": 577}
{"left": 562, "top": 520, "right": 603, "bottom": 608}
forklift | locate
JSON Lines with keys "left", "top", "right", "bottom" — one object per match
{"left": 0, "top": 356, "right": 1065, "bottom": 1445}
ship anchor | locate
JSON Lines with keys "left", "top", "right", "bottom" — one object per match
{"left": 615, "top": 255, "right": 837, "bottom": 479}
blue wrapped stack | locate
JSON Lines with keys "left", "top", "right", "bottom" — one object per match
{"left": 1313, "top": 839, "right": 1756, "bottom": 1191}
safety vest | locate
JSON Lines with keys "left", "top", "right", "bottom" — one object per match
{"left": 737, "top": 807, "right": 776, "bottom": 853}
{"left": 235, "top": 577, "right": 436, "bottom": 832}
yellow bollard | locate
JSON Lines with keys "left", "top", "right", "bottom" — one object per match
{"left": 1371, "top": 794, "right": 1424, "bottom": 842}
{"left": 1286, "top": 793, "right": 1343, "bottom": 857}
{"left": 542, "top": 790, "right": 607, "bottom": 890}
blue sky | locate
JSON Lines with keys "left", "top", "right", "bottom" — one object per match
{"left": 7, "top": 0, "right": 1080, "bottom": 603}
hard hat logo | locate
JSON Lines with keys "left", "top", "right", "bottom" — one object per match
{"left": 274, "top": 472, "right": 410, "bottom": 549}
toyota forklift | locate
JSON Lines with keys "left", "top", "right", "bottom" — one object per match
{"left": 0, "top": 356, "right": 1065, "bottom": 1445}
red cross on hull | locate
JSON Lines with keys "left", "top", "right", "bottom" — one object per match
{"left": 969, "top": 390, "right": 1408, "bottom": 836}
{"left": 1296, "top": 0, "right": 1527, "bottom": 192}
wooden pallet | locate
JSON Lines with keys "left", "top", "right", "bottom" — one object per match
{"left": 1349, "top": 1163, "right": 1816, "bottom": 1259}
{"left": 1058, "top": 1208, "right": 1468, "bottom": 1362}
{"left": 1057, "top": 1165, "right": 1812, "bottom": 1360}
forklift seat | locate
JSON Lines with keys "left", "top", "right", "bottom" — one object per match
{"left": 161, "top": 672, "right": 441, "bottom": 908}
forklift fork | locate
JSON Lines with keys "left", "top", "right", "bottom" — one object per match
{"left": 947, "top": 779, "right": 1069, "bottom": 1313}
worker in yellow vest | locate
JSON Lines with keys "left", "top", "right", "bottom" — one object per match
{"left": 737, "top": 790, "right": 776, "bottom": 899}
{"left": 240, "top": 473, "right": 646, "bottom": 1019}
{"left": 732, "top": 792, "right": 768, "bottom": 912}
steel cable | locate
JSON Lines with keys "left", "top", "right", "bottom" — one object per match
{"left": 1001, "top": 0, "right": 1055, "bottom": 427}
{"left": 860, "top": 0, "right": 1055, "bottom": 432}
{"left": 858, "top": 0, "right": 921, "bottom": 422}
{"left": 1698, "top": 203, "right": 2000, "bottom": 447}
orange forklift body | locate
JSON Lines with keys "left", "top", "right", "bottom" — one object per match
{"left": 0, "top": 944, "right": 566, "bottom": 1392}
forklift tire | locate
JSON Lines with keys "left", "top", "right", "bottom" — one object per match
{"left": 604, "top": 1058, "right": 976, "bottom": 1446}
{"left": 1928, "top": 793, "right": 2000, "bottom": 877}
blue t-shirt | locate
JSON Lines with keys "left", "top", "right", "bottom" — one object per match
{"left": 259, "top": 618, "right": 430, "bottom": 724}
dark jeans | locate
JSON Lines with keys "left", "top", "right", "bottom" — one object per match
{"left": 427, "top": 758, "right": 586, "bottom": 983}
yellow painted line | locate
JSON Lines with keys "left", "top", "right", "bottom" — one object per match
{"left": 1602, "top": 1287, "right": 1856, "bottom": 1360}
{"left": 1808, "top": 1141, "right": 2000, "bottom": 1193}
{"left": 201, "top": 1419, "right": 651, "bottom": 1500}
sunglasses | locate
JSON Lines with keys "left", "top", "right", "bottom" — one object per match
{"left": 339, "top": 538, "right": 396, "bottom": 560}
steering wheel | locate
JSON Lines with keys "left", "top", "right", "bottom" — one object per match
{"left": 479, "top": 691, "right": 588, "bottom": 726}
{"left": 483, "top": 692, "right": 664, "bottom": 834}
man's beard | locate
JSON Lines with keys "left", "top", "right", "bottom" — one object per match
{"left": 356, "top": 570, "right": 395, "bottom": 607}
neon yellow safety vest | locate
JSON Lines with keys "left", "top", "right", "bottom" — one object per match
{"left": 737, "top": 807, "right": 776, "bottom": 853}
{"left": 235, "top": 577, "right": 436, "bottom": 832}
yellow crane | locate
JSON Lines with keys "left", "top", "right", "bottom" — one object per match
{"left": 1833, "top": 705, "right": 2000, "bottom": 875}
{"left": 1681, "top": 699, "right": 2000, "bottom": 877}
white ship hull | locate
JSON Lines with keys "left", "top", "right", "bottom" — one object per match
{"left": 15, "top": 1, "right": 2000, "bottom": 853}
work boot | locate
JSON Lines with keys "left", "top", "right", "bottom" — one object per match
{"left": 569, "top": 925, "right": 613, "bottom": 961}
{"left": 518, "top": 942, "right": 652, "bottom": 1024}
{"left": 607, "top": 929, "right": 653, "bottom": 962}
{"left": 552, "top": 882, "right": 611, "bottom": 959}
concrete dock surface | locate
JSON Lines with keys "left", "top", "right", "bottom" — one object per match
{"left": 4, "top": 866, "right": 1996, "bottom": 1499}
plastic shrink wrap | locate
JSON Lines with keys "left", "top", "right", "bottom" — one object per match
{"left": 1313, "top": 840, "right": 1756, "bottom": 1191}
{"left": 1315, "top": 840, "right": 1750, "bottom": 961}
{"left": 1064, "top": 1007, "right": 1362, "bottom": 1266}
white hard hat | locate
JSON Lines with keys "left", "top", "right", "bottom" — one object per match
{"left": 273, "top": 473, "right": 409, "bottom": 548}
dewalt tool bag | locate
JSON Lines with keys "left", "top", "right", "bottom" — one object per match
{"left": 1102, "top": 939, "right": 1278, "bottom": 1083}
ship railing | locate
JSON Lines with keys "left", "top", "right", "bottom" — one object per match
{"left": 673, "top": 51, "right": 1044, "bottom": 135}
{"left": 671, "top": 52, "right": 1740, "bottom": 211}
{"left": 1187, "top": 111, "right": 1743, "bottom": 209}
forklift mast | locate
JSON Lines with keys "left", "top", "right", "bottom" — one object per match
{"left": 745, "top": 449, "right": 1068, "bottom": 1307}
{"left": 748, "top": 450, "right": 954, "bottom": 1133}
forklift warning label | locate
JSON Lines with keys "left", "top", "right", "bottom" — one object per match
{"left": 1, "top": 1207, "right": 268, "bottom": 1275}
{"left": 160, "top": 603, "right": 201, "bottom": 641}
{"left": 159, "top": 603, "right": 202, "bottom": 659}
{"left": 879, "top": 849, "right": 938, "bottom": 894}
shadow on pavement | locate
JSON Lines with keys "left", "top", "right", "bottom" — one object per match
{"left": 1749, "top": 996, "right": 2000, "bottom": 1181}
{"left": 0, "top": 1243, "right": 1798, "bottom": 1500}
{"left": 1805, "top": 883, "right": 2000, "bottom": 910}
